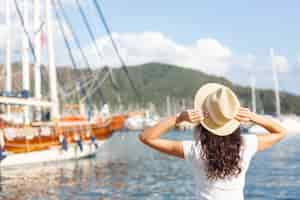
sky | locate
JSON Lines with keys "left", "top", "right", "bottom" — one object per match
{"left": 0, "top": 0, "right": 299, "bottom": 94}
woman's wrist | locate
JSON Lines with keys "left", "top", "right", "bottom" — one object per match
{"left": 249, "top": 112, "right": 286, "bottom": 134}
{"left": 175, "top": 112, "right": 183, "bottom": 125}
{"left": 249, "top": 112, "right": 259, "bottom": 123}
{"left": 164, "top": 115, "right": 180, "bottom": 131}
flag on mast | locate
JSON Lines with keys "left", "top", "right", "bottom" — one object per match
{"left": 40, "top": 29, "right": 46, "bottom": 48}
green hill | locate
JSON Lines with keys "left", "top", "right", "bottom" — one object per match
{"left": 1, "top": 62, "right": 300, "bottom": 115}
{"left": 103, "top": 63, "right": 300, "bottom": 115}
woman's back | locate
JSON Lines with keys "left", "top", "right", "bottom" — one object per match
{"left": 139, "top": 83, "right": 287, "bottom": 199}
{"left": 183, "top": 135, "right": 258, "bottom": 200}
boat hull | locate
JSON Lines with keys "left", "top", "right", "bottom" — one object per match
{"left": 0, "top": 140, "right": 103, "bottom": 167}
{"left": 0, "top": 115, "right": 126, "bottom": 167}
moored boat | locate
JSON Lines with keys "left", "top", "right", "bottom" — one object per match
{"left": 124, "top": 111, "right": 159, "bottom": 131}
{"left": 0, "top": 114, "right": 126, "bottom": 167}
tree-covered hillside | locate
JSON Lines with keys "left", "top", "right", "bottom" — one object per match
{"left": 1, "top": 62, "right": 300, "bottom": 115}
{"left": 107, "top": 63, "right": 300, "bottom": 115}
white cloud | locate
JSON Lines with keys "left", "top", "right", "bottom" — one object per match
{"left": 0, "top": 1, "right": 296, "bottom": 92}
{"left": 83, "top": 32, "right": 233, "bottom": 75}
{"left": 244, "top": 53, "right": 256, "bottom": 68}
{"left": 81, "top": 31, "right": 298, "bottom": 93}
{"left": 0, "top": 0, "right": 74, "bottom": 65}
{"left": 272, "top": 55, "right": 289, "bottom": 73}
{"left": 297, "top": 55, "right": 300, "bottom": 66}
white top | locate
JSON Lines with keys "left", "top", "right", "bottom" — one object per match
{"left": 182, "top": 134, "right": 258, "bottom": 200}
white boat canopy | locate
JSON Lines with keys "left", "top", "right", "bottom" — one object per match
{"left": 0, "top": 97, "right": 53, "bottom": 108}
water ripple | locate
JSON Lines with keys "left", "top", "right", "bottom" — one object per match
{"left": 0, "top": 131, "right": 299, "bottom": 199}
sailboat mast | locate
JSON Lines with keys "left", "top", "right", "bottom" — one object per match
{"left": 34, "top": 0, "right": 42, "bottom": 120}
{"left": 251, "top": 76, "right": 256, "bottom": 113}
{"left": 166, "top": 96, "right": 171, "bottom": 116}
{"left": 46, "top": 0, "right": 60, "bottom": 120}
{"left": 270, "top": 48, "right": 281, "bottom": 117}
{"left": 5, "top": 0, "right": 12, "bottom": 119}
{"left": 247, "top": 54, "right": 256, "bottom": 113}
{"left": 5, "top": 0, "right": 12, "bottom": 93}
{"left": 22, "top": 0, "right": 31, "bottom": 124}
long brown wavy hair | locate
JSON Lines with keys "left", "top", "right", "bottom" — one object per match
{"left": 196, "top": 125, "right": 242, "bottom": 181}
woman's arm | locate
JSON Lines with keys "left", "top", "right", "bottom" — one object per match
{"left": 235, "top": 107, "right": 287, "bottom": 152}
{"left": 139, "top": 110, "right": 203, "bottom": 159}
{"left": 251, "top": 113, "right": 287, "bottom": 151}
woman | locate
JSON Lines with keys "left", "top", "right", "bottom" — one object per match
{"left": 139, "top": 83, "right": 287, "bottom": 200}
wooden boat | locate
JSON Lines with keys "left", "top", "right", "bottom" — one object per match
{"left": 0, "top": 0, "right": 129, "bottom": 168}
{"left": 0, "top": 114, "right": 126, "bottom": 167}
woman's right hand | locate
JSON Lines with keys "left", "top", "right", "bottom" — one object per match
{"left": 235, "top": 107, "right": 287, "bottom": 152}
{"left": 235, "top": 107, "right": 253, "bottom": 123}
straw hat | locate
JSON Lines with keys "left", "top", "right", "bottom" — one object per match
{"left": 194, "top": 83, "right": 240, "bottom": 136}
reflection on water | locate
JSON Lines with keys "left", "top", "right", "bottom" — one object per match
{"left": 246, "top": 134, "right": 300, "bottom": 200}
{"left": 0, "top": 131, "right": 299, "bottom": 200}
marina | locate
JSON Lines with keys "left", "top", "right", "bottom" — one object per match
{"left": 0, "top": 0, "right": 299, "bottom": 199}
{"left": 0, "top": 0, "right": 132, "bottom": 168}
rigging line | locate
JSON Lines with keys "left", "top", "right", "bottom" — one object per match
{"left": 92, "top": 0, "right": 140, "bottom": 98}
{"left": 79, "top": 67, "right": 110, "bottom": 97}
{"left": 66, "top": 72, "right": 96, "bottom": 93}
{"left": 57, "top": 0, "right": 118, "bottom": 104}
{"left": 82, "top": 75, "right": 100, "bottom": 95}
{"left": 57, "top": 0, "right": 122, "bottom": 101}
{"left": 73, "top": 67, "right": 109, "bottom": 100}
{"left": 85, "top": 67, "right": 119, "bottom": 104}
{"left": 79, "top": 67, "right": 120, "bottom": 105}
{"left": 106, "top": 67, "right": 120, "bottom": 91}
{"left": 71, "top": 76, "right": 97, "bottom": 97}
{"left": 73, "top": 0, "right": 104, "bottom": 61}
{"left": 63, "top": 70, "right": 102, "bottom": 98}
{"left": 67, "top": 66, "right": 108, "bottom": 95}
{"left": 55, "top": 0, "right": 93, "bottom": 71}
{"left": 14, "top": 0, "right": 58, "bottom": 102}
{"left": 55, "top": 66, "right": 95, "bottom": 94}
{"left": 53, "top": 1, "right": 79, "bottom": 71}
{"left": 57, "top": 0, "right": 111, "bottom": 104}
{"left": 86, "top": 75, "right": 107, "bottom": 105}
{"left": 13, "top": 0, "right": 36, "bottom": 62}
{"left": 84, "top": 72, "right": 107, "bottom": 96}
{"left": 56, "top": 0, "right": 91, "bottom": 84}
{"left": 96, "top": 86, "right": 107, "bottom": 104}
{"left": 83, "top": 66, "right": 119, "bottom": 102}
{"left": 53, "top": 0, "right": 82, "bottom": 101}
{"left": 98, "top": 90, "right": 107, "bottom": 104}
{"left": 80, "top": 72, "right": 110, "bottom": 102}
{"left": 34, "top": 22, "right": 45, "bottom": 35}
{"left": 39, "top": 65, "right": 66, "bottom": 102}
{"left": 56, "top": 0, "right": 107, "bottom": 98}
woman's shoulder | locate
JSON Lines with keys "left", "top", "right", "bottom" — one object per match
{"left": 241, "top": 134, "right": 258, "bottom": 145}
{"left": 241, "top": 134, "right": 258, "bottom": 157}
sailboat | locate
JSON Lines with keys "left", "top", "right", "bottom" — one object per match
{"left": 249, "top": 49, "right": 300, "bottom": 134}
{"left": 0, "top": 0, "right": 126, "bottom": 167}
{"left": 124, "top": 110, "right": 159, "bottom": 131}
{"left": 270, "top": 49, "right": 300, "bottom": 133}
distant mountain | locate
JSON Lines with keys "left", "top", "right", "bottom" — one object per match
{"left": 107, "top": 62, "right": 300, "bottom": 115}
{"left": 1, "top": 62, "right": 300, "bottom": 115}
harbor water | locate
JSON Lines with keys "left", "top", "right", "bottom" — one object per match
{"left": 0, "top": 130, "right": 299, "bottom": 200}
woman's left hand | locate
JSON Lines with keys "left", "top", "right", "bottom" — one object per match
{"left": 176, "top": 110, "right": 205, "bottom": 124}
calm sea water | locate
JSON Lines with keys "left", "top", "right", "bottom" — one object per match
{"left": 0, "top": 131, "right": 299, "bottom": 200}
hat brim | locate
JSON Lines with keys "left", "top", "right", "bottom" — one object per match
{"left": 194, "top": 83, "right": 240, "bottom": 136}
